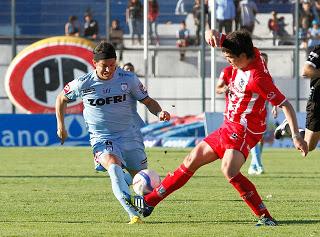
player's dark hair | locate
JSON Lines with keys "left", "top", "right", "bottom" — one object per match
{"left": 93, "top": 41, "right": 117, "bottom": 61}
{"left": 123, "top": 62, "right": 135, "bottom": 72}
{"left": 221, "top": 30, "right": 254, "bottom": 58}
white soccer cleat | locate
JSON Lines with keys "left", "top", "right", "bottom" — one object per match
{"left": 274, "top": 119, "right": 290, "bottom": 139}
{"left": 248, "top": 166, "right": 257, "bottom": 175}
{"left": 256, "top": 166, "right": 265, "bottom": 175}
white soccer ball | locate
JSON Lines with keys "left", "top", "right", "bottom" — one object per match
{"left": 132, "top": 169, "right": 161, "bottom": 195}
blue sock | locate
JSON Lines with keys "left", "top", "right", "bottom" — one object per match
{"left": 107, "top": 164, "right": 139, "bottom": 218}
{"left": 123, "top": 171, "right": 133, "bottom": 186}
{"left": 250, "top": 145, "right": 263, "bottom": 168}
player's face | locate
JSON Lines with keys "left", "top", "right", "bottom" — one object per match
{"left": 223, "top": 52, "right": 250, "bottom": 69}
{"left": 93, "top": 58, "right": 117, "bottom": 80}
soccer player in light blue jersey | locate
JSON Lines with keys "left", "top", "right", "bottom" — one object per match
{"left": 56, "top": 41, "right": 170, "bottom": 224}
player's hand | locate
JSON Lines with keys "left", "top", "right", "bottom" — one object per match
{"left": 57, "top": 128, "right": 68, "bottom": 145}
{"left": 205, "top": 30, "right": 225, "bottom": 48}
{"left": 271, "top": 106, "right": 278, "bottom": 118}
{"left": 293, "top": 136, "right": 308, "bottom": 157}
{"left": 158, "top": 111, "right": 171, "bottom": 121}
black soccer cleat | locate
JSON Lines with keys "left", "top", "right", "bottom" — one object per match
{"left": 133, "top": 195, "right": 154, "bottom": 217}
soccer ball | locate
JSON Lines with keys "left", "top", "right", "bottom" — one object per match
{"left": 132, "top": 169, "right": 161, "bottom": 195}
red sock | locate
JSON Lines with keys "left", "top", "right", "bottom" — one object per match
{"left": 229, "top": 173, "right": 272, "bottom": 218}
{"left": 144, "top": 164, "right": 194, "bottom": 207}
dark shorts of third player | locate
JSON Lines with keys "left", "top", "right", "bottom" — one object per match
{"left": 306, "top": 99, "right": 320, "bottom": 132}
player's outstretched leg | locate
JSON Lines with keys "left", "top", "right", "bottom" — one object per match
{"left": 107, "top": 164, "right": 142, "bottom": 223}
{"left": 131, "top": 164, "right": 194, "bottom": 217}
{"left": 229, "top": 172, "right": 277, "bottom": 226}
{"left": 248, "top": 144, "right": 264, "bottom": 175}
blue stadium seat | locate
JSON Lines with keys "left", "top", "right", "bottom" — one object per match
{"left": 0, "top": 0, "right": 293, "bottom": 36}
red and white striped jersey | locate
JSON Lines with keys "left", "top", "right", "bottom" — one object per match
{"left": 219, "top": 48, "right": 286, "bottom": 134}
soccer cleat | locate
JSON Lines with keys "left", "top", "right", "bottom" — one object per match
{"left": 256, "top": 214, "right": 278, "bottom": 226}
{"left": 128, "top": 216, "right": 143, "bottom": 224}
{"left": 133, "top": 195, "right": 155, "bottom": 217}
{"left": 274, "top": 119, "right": 290, "bottom": 139}
{"left": 123, "top": 194, "right": 155, "bottom": 217}
{"left": 248, "top": 166, "right": 258, "bottom": 175}
{"left": 256, "top": 166, "right": 265, "bottom": 175}
{"left": 248, "top": 166, "right": 264, "bottom": 175}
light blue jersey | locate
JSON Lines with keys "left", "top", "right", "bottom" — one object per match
{"left": 64, "top": 67, "right": 147, "bottom": 141}
{"left": 64, "top": 67, "right": 148, "bottom": 170}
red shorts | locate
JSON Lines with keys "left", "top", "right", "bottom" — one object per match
{"left": 204, "top": 120, "right": 262, "bottom": 159}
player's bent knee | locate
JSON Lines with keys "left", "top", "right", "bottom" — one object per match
{"left": 100, "top": 155, "right": 121, "bottom": 169}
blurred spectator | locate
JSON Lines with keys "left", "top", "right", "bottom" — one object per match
{"left": 300, "top": 17, "right": 310, "bottom": 48}
{"left": 277, "top": 16, "right": 292, "bottom": 45}
{"left": 314, "top": 0, "right": 320, "bottom": 23}
{"left": 123, "top": 62, "right": 135, "bottom": 72}
{"left": 126, "top": 0, "right": 143, "bottom": 45}
{"left": 192, "top": 0, "right": 201, "bottom": 45}
{"left": 299, "top": 0, "right": 315, "bottom": 29}
{"left": 234, "top": 0, "right": 241, "bottom": 30}
{"left": 307, "top": 20, "right": 320, "bottom": 54}
{"left": 110, "top": 19, "right": 124, "bottom": 62}
{"left": 148, "top": 0, "right": 160, "bottom": 45}
{"left": 176, "top": 21, "right": 190, "bottom": 61}
{"left": 83, "top": 12, "right": 99, "bottom": 40}
{"left": 268, "top": 11, "right": 279, "bottom": 44}
{"left": 65, "top": 16, "right": 80, "bottom": 37}
{"left": 216, "top": 0, "right": 236, "bottom": 35}
{"left": 175, "top": 0, "right": 187, "bottom": 15}
{"left": 206, "top": 0, "right": 212, "bottom": 29}
{"left": 239, "top": 0, "right": 257, "bottom": 34}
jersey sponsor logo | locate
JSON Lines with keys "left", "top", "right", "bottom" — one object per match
{"left": 87, "top": 94, "right": 127, "bottom": 106}
{"left": 104, "top": 88, "right": 111, "bottom": 94}
{"left": 5, "top": 36, "right": 95, "bottom": 113}
{"left": 63, "top": 84, "right": 71, "bottom": 93}
{"left": 139, "top": 83, "right": 147, "bottom": 94}
{"left": 121, "top": 83, "right": 128, "bottom": 91}
{"left": 81, "top": 87, "right": 96, "bottom": 95}
{"left": 267, "top": 92, "right": 276, "bottom": 100}
{"left": 230, "top": 133, "right": 238, "bottom": 140}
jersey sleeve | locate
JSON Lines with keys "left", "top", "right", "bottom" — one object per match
{"left": 219, "top": 67, "right": 232, "bottom": 85}
{"left": 252, "top": 71, "right": 286, "bottom": 107}
{"left": 63, "top": 79, "right": 81, "bottom": 101}
{"left": 306, "top": 46, "right": 320, "bottom": 69}
{"left": 130, "top": 74, "right": 149, "bottom": 101}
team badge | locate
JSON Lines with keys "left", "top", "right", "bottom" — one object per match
{"left": 121, "top": 83, "right": 128, "bottom": 91}
{"left": 105, "top": 140, "right": 113, "bottom": 151}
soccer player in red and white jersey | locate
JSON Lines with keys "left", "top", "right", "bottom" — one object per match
{"left": 131, "top": 30, "right": 308, "bottom": 226}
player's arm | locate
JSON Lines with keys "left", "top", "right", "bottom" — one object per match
{"left": 216, "top": 78, "right": 229, "bottom": 94}
{"left": 55, "top": 91, "right": 70, "bottom": 144}
{"left": 302, "top": 63, "right": 320, "bottom": 79}
{"left": 254, "top": 72, "right": 308, "bottom": 156}
{"left": 278, "top": 100, "right": 308, "bottom": 156}
{"left": 140, "top": 96, "right": 171, "bottom": 121}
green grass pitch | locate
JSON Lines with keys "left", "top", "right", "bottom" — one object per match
{"left": 0, "top": 147, "right": 319, "bottom": 237}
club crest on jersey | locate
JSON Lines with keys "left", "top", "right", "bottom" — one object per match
{"left": 121, "top": 83, "right": 128, "bottom": 91}
{"left": 230, "top": 133, "right": 238, "bottom": 140}
{"left": 105, "top": 140, "right": 113, "bottom": 151}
